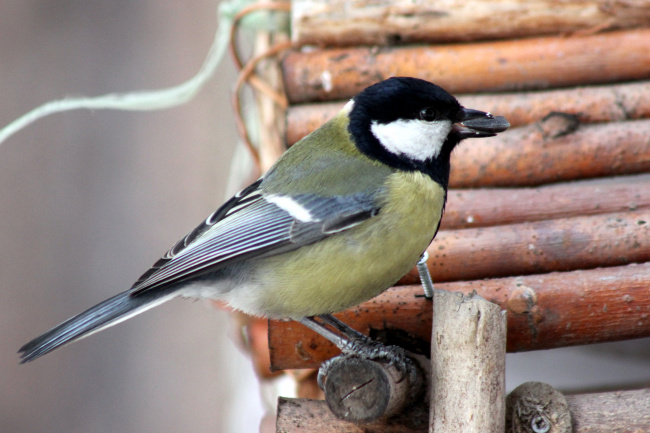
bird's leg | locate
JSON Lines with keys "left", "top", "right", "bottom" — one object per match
{"left": 299, "top": 314, "right": 411, "bottom": 389}
{"left": 298, "top": 316, "right": 351, "bottom": 349}
{"left": 300, "top": 315, "right": 400, "bottom": 357}
{"left": 416, "top": 251, "right": 434, "bottom": 299}
{"left": 317, "top": 314, "right": 374, "bottom": 343}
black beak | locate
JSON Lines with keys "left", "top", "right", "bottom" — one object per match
{"left": 452, "top": 108, "right": 510, "bottom": 139}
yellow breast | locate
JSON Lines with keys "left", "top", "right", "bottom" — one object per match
{"left": 250, "top": 170, "right": 446, "bottom": 319}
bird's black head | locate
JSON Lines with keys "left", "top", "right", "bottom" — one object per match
{"left": 347, "top": 77, "right": 509, "bottom": 188}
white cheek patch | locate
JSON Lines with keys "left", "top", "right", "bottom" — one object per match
{"left": 266, "top": 195, "right": 314, "bottom": 222}
{"left": 371, "top": 119, "right": 452, "bottom": 161}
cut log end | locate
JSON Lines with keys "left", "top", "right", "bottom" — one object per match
{"left": 320, "top": 354, "right": 424, "bottom": 423}
{"left": 506, "top": 382, "right": 572, "bottom": 433}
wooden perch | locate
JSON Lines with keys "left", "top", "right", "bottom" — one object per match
{"left": 319, "top": 355, "right": 424, "bottom": 423}
{"left": 401, "top": 210, "right": 650, "bottom": 284}
{"left": 566, "top": 388, "right": 650, "bottom": 433}
{"left": 430, "top": 291, "right": 506, "bottom": 433}
{"left": 268, "top": 262, "right": 650, "bottom": 370}
{"left": 277, "top": 389, "right": 649, "bottom": 433}
{"left": 277, "top": 397, "right": 429, "bottom": 433}
{"left": 282, "top": 29, "right": 650, "bottom": 104}
{"left": 285, "top": 81, "right": 650, "bottom": 145}
{"left": 442, "top": 174, "right": 650, "bottom": 230}
{"left": 507, "top": 382, "right": 650, "bottom": 433}
{"left": 292, "top": 0, "right": 650, "bottom": 47}
{"left": 449, "top": 118, "right": 650, "bottom": 188}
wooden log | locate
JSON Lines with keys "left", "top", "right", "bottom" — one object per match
{"left": 292, "top": 0, "right": 650, "bottom": 47}
{"left": 566, "top": 388, "right": 650, "bottom": 433}
{"left": 276, "top": 389, "right": 650, "bottom": 433}
{"left": 506, "top": 382, "right": 572, "bottom": 433}
{"left": 281, "top": 29, "right": 650, "bottom": 104}
{"left": 442, "top": 174, "right": 650, "bottom": 230}
{"left": 449, "top": 118, "right": 650, "bottom": 188}
{"left": 401, "top": 210, "right": 650, "bottom": 284}
{"left": 430, "top": 291, "right": 507, "bottom": 433}
{"left": 320, "top": 355, "right": 424, "bottom": 423}
{"left": 287, "top": 116, "right": 650, "bottom": 188}
{"left": 276, "top": 397, "right": 429, "bottom": 433}
{"left": 284, "top": 81, "right": 650, "bottom": 145}
{"left": 268, "top": 262, "right": 650, "bottom": 370}
{"left": 445, "top": 174, "right": 649, "bottom": 230}
{"left": 459, "top": 81, "right": 650, "bottom": 132}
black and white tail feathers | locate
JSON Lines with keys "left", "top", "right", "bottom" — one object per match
{"left": 18, "top": 289, "right": 175, "bottom": 363}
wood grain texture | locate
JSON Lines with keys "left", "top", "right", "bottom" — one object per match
{"left": 442, "top": 174, "right": 650, "bottom": 230}
{"left": 400, "top": 210, "right": 650, "bottom": 284}
{"left": 566, "top": 388, "right": 650, "bottom": 433}
{"left": 321, "top": 355, "right": 423, "bottom": 423}
{"left": 284, "top": 81, "right": 650, "bottom": 145}
{"left": 430, "top": 291, "right": 506, "bottom": 433}
{"left": 276, "top": 397, "right": 429, "bottom": 433}
{"left": 282, "top": 29, "right": 650, "bottom": 104}
{"left": 292, "top": 0, "right": 650, "bottom": 46}
{"left": 276, "top": 389, "right": 650, "bottom": 433}
{"left": 269, "top": 263, "right": 650, "bottom": 370}
{"left": 448, "top": 118, "right": 650, "bottom": 188}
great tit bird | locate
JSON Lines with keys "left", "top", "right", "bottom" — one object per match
{"left": 19, "top": 77, "right": 509, "bottom": 363}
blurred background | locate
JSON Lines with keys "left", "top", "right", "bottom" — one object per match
{"left": 1, "top": 1, "right": 265, "bottom": 432}
{"left": 2, "top": 3, "right": 649, "bottom": 433}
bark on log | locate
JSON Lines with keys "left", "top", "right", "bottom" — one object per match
{"left": 282, "top": 29, "right": 650, "bottom": 104}
{"left": 566, "top": 388, "right": 650, "bottom": 433}
{"left": 276, "top": 389, "right": 650, "bottom": 433}
{"left": 449, "top": 118, "right": 650, "bottom": 188}
{"left": 268, "top": 263, "right": 650, "bottom": 370}
{"left": 443, "top": 174, "right": 650, "bottom": 230}
{"left": 276, "top": 397, "right": 429, "bottom": 432}
{"left": 285, "top": 81, "right": 650, "bottom": 145}
{"left": 288, "top": 116, "right": 650, "bottom": 189}
{"left": 429, "top": 291, "right": 506, "bottom": 433}
{"left": 292, "top": 0, "right": 650, "bottom": 47}
{"left": 402, "top": 210, "right": 650, "bottom": 284}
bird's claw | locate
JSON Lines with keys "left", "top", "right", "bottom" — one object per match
{"left": 318, "top": 338, "right": 414, "bottom": 389}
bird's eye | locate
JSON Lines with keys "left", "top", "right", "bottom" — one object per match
{"left": 419, "top": 107, "right": 438, "bottom": 121}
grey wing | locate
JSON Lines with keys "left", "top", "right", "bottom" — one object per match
{"left": 130, "top": 182, "right": 381, "bottom": 295}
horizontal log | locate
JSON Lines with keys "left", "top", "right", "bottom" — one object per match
{"left": 402, "top": 210, "right": 650, "bottom": 284}
{"left": 441, "top": 174, "right": 650, "bottom": 230}
{"left": 268, "top": 263, "right": 650, "bottom": 370}
{"left": 292, "top": 0, "right": 650, "bottom": 47}
{"left": 276, "top": 389, "right": 650, "bottom": 433}
{"left": 449, "top": 118, "right": 650, "bottom": 188}
{"left": 282, "top": 29, "right": 650, "bottom": 104}
{"left": 285, "top": 81, "right": 650, "bottom": 145}
{"left": 566, "top": 388, "right": 650, "bottom": 433}
{"left": 276, "top": 397, "right": 429, "bottom": 433}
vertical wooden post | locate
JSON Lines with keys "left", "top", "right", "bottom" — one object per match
{"left": 430, "top": 291, "right": 507, "bottom": 432}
